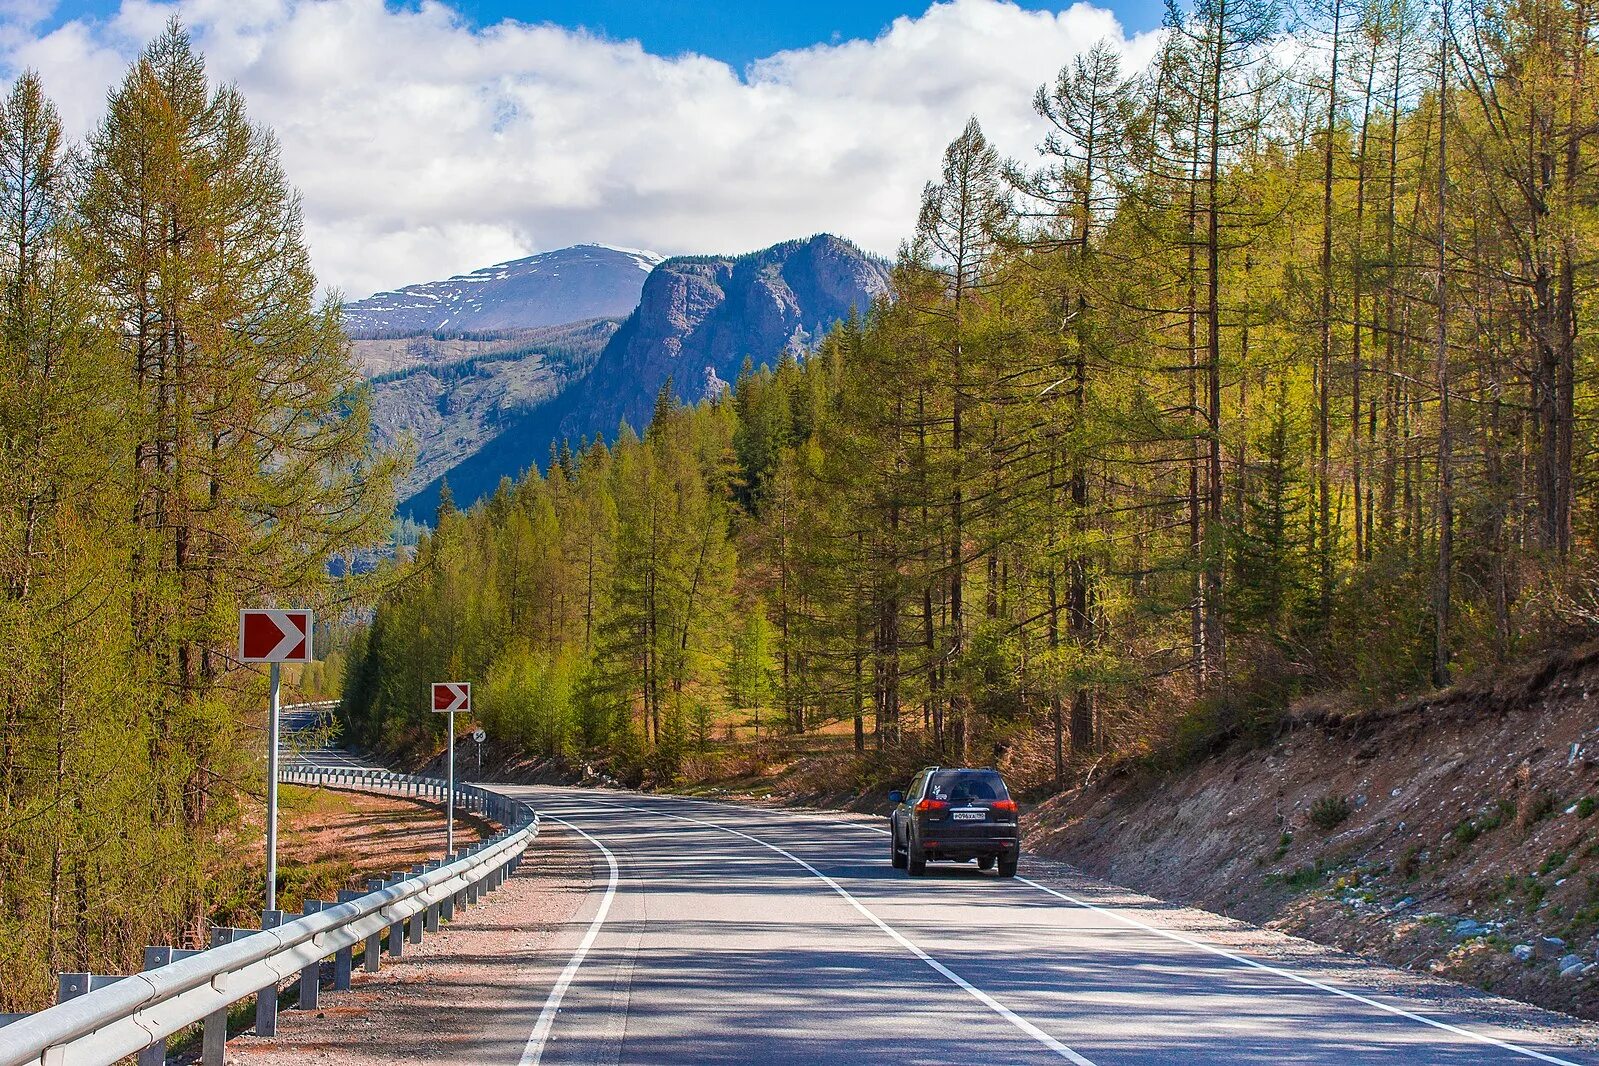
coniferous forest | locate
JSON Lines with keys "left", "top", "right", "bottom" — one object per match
{"left": 344, "top": 0, "right": 1599, "bottom": 792}
{"left": 0, "top": 25, "right": 394, "bottom": 1009}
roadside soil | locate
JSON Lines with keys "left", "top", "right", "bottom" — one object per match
{"left": 1020, "top": 641, "right": 1599, "bottom": 1022}
{"left": 226, "top": 826, "right": 591, "bottom": 1065}
{"left": 266, "top": 785, "right": 492, "bottom": 916}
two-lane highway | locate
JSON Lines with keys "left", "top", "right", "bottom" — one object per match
{"left": 497, "top": 786, "right": 1599, "bottom": 1066}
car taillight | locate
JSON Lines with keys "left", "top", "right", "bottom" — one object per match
{"left": 915, "top": 798, "right": 948, "bottom": 813}
{"left": 991, "top": 799, "right": 1017, "bottom": 813}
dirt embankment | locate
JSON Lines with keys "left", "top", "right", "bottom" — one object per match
{"left": 1024, "top": 642, "right": 1599, "bottom": 1020}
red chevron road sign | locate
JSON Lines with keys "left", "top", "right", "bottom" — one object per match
{"left": 239, "top": 609, "right": 313, "bottom": 663}
{"left": 432, "top": 682, "right": 471, "bottom": 713}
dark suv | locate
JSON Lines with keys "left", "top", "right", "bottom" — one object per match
{"left": 888, "top": 767, "right": 1019, "bottom": 877}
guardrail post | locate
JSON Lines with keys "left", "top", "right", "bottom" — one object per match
{"left": 297, "top": 901, "right": 326, "bottom": 1009}
{"left": 364, "top": 879, "right": 386, "bottom": 970}
{"left": 386, "top": 874, "right": 406, "bottom": 957}
{"left": 205, "top": 928, "right": 240, "bottom": 1065}
{"left": 256, "top": 911, "right": 284, "bottom": 1038}
{"left": 138, "top": 948, "right": 173, "bottom": 1066}
{"left": 58, "top": 973, "right": 90, "bottom": 1003}
{"left": 423, "top": 863, "right": 441, "bottom": 932}
{"left": 335, "top": 890, "right": 361, "bottom": 988}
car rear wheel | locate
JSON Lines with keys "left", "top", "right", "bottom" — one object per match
{"left": 891, "top": 828, "right": 907, "bottom": 869}
{"left": 997, "top": 852, "right": 1018, "bottom": 878}
{"left": 907, "top": 838, "right": 927, "bottom": 877}
{"left": 977, "top": 855, "right": 995, "bottom": 871}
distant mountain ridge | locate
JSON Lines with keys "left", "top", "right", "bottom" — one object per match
{"left": 345, "top": 244, "right": 661, "bottom": 338}
{"left": 395, "top": 235, "right": 890, "bottom": 520}
{"left": 365, "top": 319, "right": 621, "bottom": 500}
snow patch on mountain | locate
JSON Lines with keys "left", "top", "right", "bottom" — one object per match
{"left": 345, "top": 244, "right": 662, "bottom": 339}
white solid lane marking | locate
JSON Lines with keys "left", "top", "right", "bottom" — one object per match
{"left": 1015, "top": 876, "right": 1582, "bottom": 1066}
{"left": 517, "top": 816, "right": 620, "bottom": 1066}
{"left": 589, "top": 798, "right": 1096, "bottom": 1065}
{"left": 687, "top": 803, "right": 1587, "bottom": 1065}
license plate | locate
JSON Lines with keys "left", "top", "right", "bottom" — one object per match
{"left": 952, "top": 810, "right": 986, "bottom": 821}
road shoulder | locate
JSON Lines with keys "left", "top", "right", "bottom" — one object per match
{"left": 226, "top": 826, "right": 594, "bottom": 1066}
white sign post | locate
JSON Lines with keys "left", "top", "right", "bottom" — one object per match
{"left": 240, "top": 608, "right": 314, "bottom": 913}
{"left": 472, "top": 728, "right": 486, "bottom": 775}
{"left": 432, "top": 683, "right": 471, "bottom": 856}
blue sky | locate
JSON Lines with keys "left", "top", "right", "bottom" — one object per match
{"left": 6, "top": 0, "right": 1160, "bottom": 296}
{"left": 446, "top": 0, "right": 1167, "bottom": 62}
{"left": 34, "top": 0, "right": 1167, "bottom": 67}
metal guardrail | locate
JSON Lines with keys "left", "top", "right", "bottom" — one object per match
{"left": 0, "top": 768, "right": 536, "bottom": 1066}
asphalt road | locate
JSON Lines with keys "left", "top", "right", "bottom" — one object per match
{"left": 279, "top": 704, "right": 380, "bottom": 771}
{"left": 488, "top": 785, "right": 1599, "bottom": 1066}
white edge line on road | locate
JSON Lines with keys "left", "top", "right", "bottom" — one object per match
{"left": 1014, "top": 875, "right": 1582, "bottom": 1066}
{"left": 591, "top": 799, "right": 1095, "bottom": 1066}
{"left": 517, "top": 815, "right": 619, "bottom": 1066}
{"left": 807, "top": 813, "right": 1579, "bottom": 1066}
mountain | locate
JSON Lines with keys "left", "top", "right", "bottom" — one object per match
{"left": 367, "top": 319, "right": 620, "bottom": 500}
{"left": 398, "top": 234, "right": 890, "bottom": 519}
{"left": 344, "top": 244, "right": 661, "bottom": 339}
{"left": 569, "top": 233, "right": 892, "bottom": 434}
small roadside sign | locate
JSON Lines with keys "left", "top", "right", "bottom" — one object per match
{"left": 240, "top": 606, "right": 314, "bottom": 914}
{"left": 472, "top": 728, "right": 486, "bottom": 743}
{"left": 239, "top": 609, "right": 313, "bottom": 663}
{"left": 432, "top": 682, "right": 470, "bottom": 713}
{"left": 432, "top": 682, "right": 471, "bottom": 856}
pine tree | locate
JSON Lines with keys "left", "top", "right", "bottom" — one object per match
{"left": 908, "top": 118, "right": 1009, "bottom": 760}
{"left": 76, "top": 13, "right": 394, "bottom": 891}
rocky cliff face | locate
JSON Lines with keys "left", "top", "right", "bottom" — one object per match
{"left": 394, "top": 234, "right": 890, "bottom": 520}
{"left": 562, "top": 233, "right": 890, "bottom": 439}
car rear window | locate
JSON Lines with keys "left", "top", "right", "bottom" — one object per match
{"left": 926, "top": 770, "right": 1008, "bottom": 803}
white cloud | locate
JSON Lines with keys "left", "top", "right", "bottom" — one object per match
{"left": 1, "top": 0, "right": 1158, "bottom": 299}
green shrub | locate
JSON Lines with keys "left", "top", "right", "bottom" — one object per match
{"left": 1451, "top": 799, "right": 1515, "bottom": 847}
{"left": 1309, "top": 794, "right": 1352, "bottom": 831}
{"left": 1282, "top": 861, "right": 1328, "bottom": 890}
{"left": 1272, "top": 832, "right": 1293, "bottom": 861}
